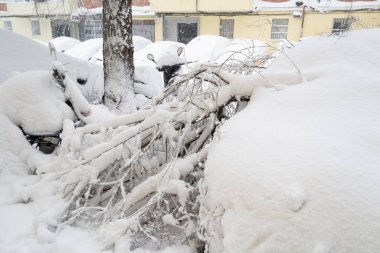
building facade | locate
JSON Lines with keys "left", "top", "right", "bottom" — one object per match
{"left": 1, "top": 0, "right": 379, "bottom": 44}
{"left": 0, "top": 0, "right": 154, "bottom": 42}
{"left": 150, "top": 0, "right": 380, "bottom": 44}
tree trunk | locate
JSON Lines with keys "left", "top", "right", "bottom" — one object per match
{"left": 103, "top": 0, "right": 136, "bottom": 114}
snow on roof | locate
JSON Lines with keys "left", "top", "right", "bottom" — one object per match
{"left": 252, "top": 0, "right": 380, "bottom": 12}
{"left": 205, "top": 28, "right": 380, "bottom": 252}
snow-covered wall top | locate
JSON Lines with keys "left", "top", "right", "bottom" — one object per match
{"left": 252, "top": 0, "right": 380, "bottom": 11}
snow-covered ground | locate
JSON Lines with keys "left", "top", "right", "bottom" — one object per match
{"left": 1, "top": 28, "right": 380, "bottom": 253}
{"left": 204, "top": 29, "right": 380, "bottom": 252}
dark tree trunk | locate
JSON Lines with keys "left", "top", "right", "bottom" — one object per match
{"left": 103, "top": 0, "right": 136, "bottom": 114}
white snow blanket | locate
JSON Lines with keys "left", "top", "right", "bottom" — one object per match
{"left": 205, "top": 29, "right": 380, "bottom": 252}
{"left": 0, "top": 29, "right": 104, "bottom": 102}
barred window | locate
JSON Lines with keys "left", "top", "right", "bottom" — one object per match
{"left": 271, "top": 19, "right": 288, "bottom": 40}
{"left": 220, "top": 19, "right": 234, "bottom": 39}
{"left": 31, "top": 20, "right": 41, "bottom": 35}
{"left": 332, "top": 18, "right": 352, "bottom": 34}
{"left": 3, "top": 20, "right": 12, "bottom": 31}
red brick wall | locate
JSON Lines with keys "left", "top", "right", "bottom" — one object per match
{"left": 0, "top": 3, "right": 7, "bottom": 12}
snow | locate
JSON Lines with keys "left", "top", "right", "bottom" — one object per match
{"left": 184, "top": 35, "right": 231, "bottom": 63}
{"left": 215, "top": 39, "right": 268, "bottom": 64}
{"left": 49, "top": 36, "right": 81, "bottom": 53}
{"left": 204, "top": 29, "right": 380, "bottom": 252}
{"left": 65, "top": 38, "right": 103, "bottom": 61}
{"left": 253, "top": 0, "right": 380, "bottom": 12}
{"left": 134, "top": 41, "right": 185, "bottom": 63}
{"left": 0, "top": 29, "right": 104, "bottom": 102}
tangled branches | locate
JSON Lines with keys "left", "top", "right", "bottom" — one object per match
{"left": 54, "top": 60, "right": 258, "bottom": 251}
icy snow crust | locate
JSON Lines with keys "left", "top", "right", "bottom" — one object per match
{"left": 205, "top": 29, "right": 380, "bottom": 252}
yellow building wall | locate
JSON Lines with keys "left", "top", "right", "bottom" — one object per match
{"left": 0, "top": 17, "right": 53, "bottom": 42}
{"left": 302, "top": 11, "right": 380, "bottom": 37}
{"left": 155, "top": 10, "right": 380, "bottom": 44}
{"left": 198, "top": 0, "right": 252, "bottom": 12}
{"left": 150, "top": 0, "right": 196, "bottom": 13}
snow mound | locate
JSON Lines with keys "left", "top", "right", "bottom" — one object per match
{"left": 205, "top": 29, "right": 380, "bottom": 252}
{"left": 184, "top": 35, "right": 231, "bottom": 63}
{"left": 215, "top": 39, "right": 268, "bottom": 64}
{"left": 49, "top": 36, "right": 81, "bottom": 53}
{"left": 65, "top": 38, "right": 103, "bottom": 61}
{"left": 134, "top": 41, "right": 185, "bottom": 63}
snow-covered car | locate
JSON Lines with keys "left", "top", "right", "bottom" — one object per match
{"left": 65, "top": 38, "right": 103, "bottom": 61}
{"left": 184, "top": 35, "right": 231, "bottom": 63}
{"left": 215, "top": 39, "right": 268, "bottom": 64}
{"left": 85, "top": 36, "right": 153, "bottom": 65}
{"left": 134, "top": 40, "right": 185, "bottom": 64}
{"left": 48, "top": 36, "right": 81, "bottom": 53}
{"left": 0, "top": 29, "right": 104, "bottom": 103}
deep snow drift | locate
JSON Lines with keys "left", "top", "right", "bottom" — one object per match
{"left": 204, "top": 29, "right": 380, "bottom": 252}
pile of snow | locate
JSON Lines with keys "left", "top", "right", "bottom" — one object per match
{"left": 0, "top": 29, "right": 104, "bottom": 102}
{"left": 49, "top": 36, "right": 81, "bottom": 53}
{"left": 204, "top": 29, "right": 380, "bottom": 252}
{"left": 134, "top": 41, "right": 185, "bottom": 64}
{"left": 89, "top": 36, "right": 152, "bottom": 65}
{"left": 65, "top": 38, "right": 103, "bottom": 61}
{"left": 184, "top": 35, "right": 231, "bottom": 63}
{"left": 215, "top": 39, "right": 268, "bottom": 64}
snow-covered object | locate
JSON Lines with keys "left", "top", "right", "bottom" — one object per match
{"left": 0, "top": 29, "right": 104, "bottom": 102}
{"left": 134, "top": 61, "right": 164, "bottom": 97}
{"left": 49, "top": 36, "right": 81, "bottom": 53}
{"left": 0, "top": 62, "right": 101, "bottom": 135}
{"left": 204, "top": 29, "right": 380, "bottom": 252}
{"left": 215, "top": 39, "right": 268, "bottom": 64}
{"left": 252, "top": 0, "right": 380, "bottom": 12}
{"left": 65, "top": 38, "right": 103, "bottom": 61}
{"left": 134, "top": 41, "right": 185, "bottom": 63}
{"left": 88, "top": 36, "right": 153, "bottom": 65}
{"left": 133, "top": 36, "right": 152, "bottom": 52}
{"left": 184, "top": 35, "right": 231, "bottom": 63}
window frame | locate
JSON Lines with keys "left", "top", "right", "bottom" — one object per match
{"left": 3, "top": 20, "right": 12, "bottom": 31}
{"left": 31, "top": 20, "right": 41, "bottom": 35}
{"left": 332, "top": 18, "right": 352, "bottom": 34}
{"left": 219, "top": 19, "right": 234, "bottom": 39}
{"left": 271, "top": 18, "right": 289, "bottom": 40}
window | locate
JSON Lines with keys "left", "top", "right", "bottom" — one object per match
{"left": 83, "top": 16, "right": 102, "bottom": 40}
{"left": 271, "top": 19, "right": 289, "bottom": 40}
{"left": 31, "top": 20, "right": 40, "bottom": 35}
{"left": 332, "top": 18, "right": 352, "bottom": 34}
{"left": 220, "top": 19, "right": 234, "bottom": 39}
{"left": 3, "top": 20, "right": 12, "bottom": 31}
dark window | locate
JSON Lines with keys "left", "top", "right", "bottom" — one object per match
{"left": 177, "top": 23, "right": 198, "bottom": 44}
{"left": 332, "top": 18, "right": 352, "bottom": 34}
{"left": 220, "top": 19, "right": 234, "bottom": 39}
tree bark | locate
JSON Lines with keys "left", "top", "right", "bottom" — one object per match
{"left": 103, "top": 0, "right": 136, "bottom": 114}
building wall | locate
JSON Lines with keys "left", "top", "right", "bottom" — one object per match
{"left": 155, "top": 10, "right": 380, "bottom": 44}
{"left": 150, "top": 0, "right": 196, "bottom": 13}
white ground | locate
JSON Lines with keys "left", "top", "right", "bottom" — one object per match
{"left": 0, "top": 28, "right": 379, "bottom": 253}
{"left": 204, "top": 29, "right": 380, "bottom": 253}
